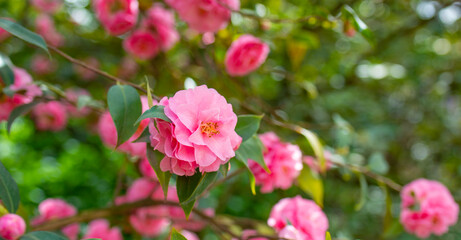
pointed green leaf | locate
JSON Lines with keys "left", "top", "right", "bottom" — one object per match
{"left": 235, "top": 115, "right": 263, "bottom": 142}
{"left": 146, "top": 145, "right": 171, "bottom": 198}
{"left": 219, "top": 162, "right": 230, "bottom": 177}
{"left": 0, "top": 53, "right": 14, "bottom": 86}
{"left": 355, "top": 173, "right": 368, "bottom": 211}
{"left": 295, "top": 127, "right": 326, "bottom": 173}
{"left": 325, "top": 232, "right": 332, "bottom": 240}
{"left": 107, "top": 85, "right": 142, "bottom": 147}
{"left": 171, "top": 228, "right": 187, "bottom": 240}
{"left": 132, "top": 127, "right": 150, "bottom": 143}
{"left": 7, "top": 101, "right": 41, "bottom": 134}
{"left": 134, "top": 105, "right": 170, "bottom": 125}
{"left": 20, "top": 231, "right": 67, "bottom": 240}
{"left": 297, "top": 166, "right": 324, "bottom": 207}
{"left": 0, "top": 161, "right": 20, "bottom": 213}
{"left": 0, "top": 18, "right": 49, "bottom": 54}
{"left": 176, "top": 171, "right": 218, "bottom": 217}
{"left": 235, "top": 135, "right": 269, "bottom": 173}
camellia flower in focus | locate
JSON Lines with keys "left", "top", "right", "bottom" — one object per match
{"left": 31, "top": 198, "right": 80, "bottom": 240}
{"left": 249, "top": 132, "right": 302, "bottom": 193}
{"left": 149, "top": 85, "right": 242, "bottom": 176}
{"left": 83, "top": 219, "right": 123, "bottom": 240}
{"left": 93, "top": 0, "right": 139, "bottom": 35}
{"left": 225, "top": 34, "right": 270, "bottom": 76}
{"left": 31, "top": 0, "right": 62, "bottom": 13}
{"left": 166, "top": 0, "right": 240, "bottom": 33}
{"left": 268, "top": 196, "right": 329, "bottom": 240}
{"left": 0, "top": 214, "right": 26, "bottom": 240}
{"left": 32, "top": 101, "right": 68, "bottom": 131}
{"left": 400, "top": 178, "right": 459, "bottom": 238}
{"left": 35, "top": 14, "right": 64, "bottom": 47}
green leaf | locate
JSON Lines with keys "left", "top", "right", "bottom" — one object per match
{"left": 20, "top": 231, "right": 67, "bottom": 240}
{"left": 135, "top": 105, "right": 170, "bottom": 125}
{"left": 325, "top": 232, "right": 332, "bottom": 240}
{"left": 219, "top": 162, "right": 230, "bottom": 177}
{"left": 297, "top": 166, "right": 324, "bottom": 207}
{"left": 0, "top": 161, "right": 19, "bottom": 213}
{"left": 107, "top": 85, "right": 142, "bottom": 147}
{"left": 235, "top": 135, "right": 269, "bottom": 173}
{"left": 0, "top": 18, "right": 48, "bottom": 54}
{"left": 342, "top": 5, "right": 374, "bottom": 43}
{"left": 146, "top": 145, "right": 171, "bottom": 198}
{"left": 171, "top": 228, "right": 187, "bottom": 240}
{"left": 176, "top": 171, "right": 218, "bottom": 218}
{"left": 132, "top": 127, "right": 150, "bottom": 143}
{"left": 7, "top": 101, "right": 41, "bottom": 134}
{"left": 354, "top": 173, "right": 368, "bottom": 211}
{"left": 368, "top": 152, "right": 389, "bottom": 175}
{"left": 295, "top": 127, "right": 326, "bottom": 173}
{"left": 235, "top": 115, "right": 263, "bottom": 142}
{"left": 0, "top": 53, "right": 14, "bottom": 86}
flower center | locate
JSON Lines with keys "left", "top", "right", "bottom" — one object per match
{"left": 200, "top": 122, "right": 219, "bottom": 137}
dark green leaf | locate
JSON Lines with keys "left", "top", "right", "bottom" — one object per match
{"left": 235, "top": 115, "right": 263, "bottom": 142}
{"left": 342, "top": 5, "right": 374, "bottom": 43}
{"left": 7, "top": 101, "right": 41, "bottom": 134}
{"left": 0, "top": 53, "right": 14, "bottom": 86}
{"left": 146, "top": 145, "right": 171, "bottom": 198}
{"left": 20, "top": 231, "right": 67, "bottom": 240}
{"left": 176, "top": 171, "right": 217, "bottom": 218}
{"left": 235, "top": 135, "right": 269, "bottom": 172}
{"left": 107, "top": 85, "right": 142, "bottom": 147}
{"left": 298, "top": 166, "right": 324, "bottom": 207}
{"left": 0, "top": 18, "right": 48, "bottom": 54}
{"left": 171, "top": 228, "right": 187, "bottom": 240}
{"left": 132, "top": 127, "right": 150, "bottom": 143}
{"left": 0, "top": 161, "right": 19, "bottom": 213}
{"left": 134, "top": 105, "right": 170, "bottom": 125}
{"left": 354, "top": 173, "right": 368, "bottom": 211}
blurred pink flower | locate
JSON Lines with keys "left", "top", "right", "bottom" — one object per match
{"left": 249, "top": 132, "right": 303, "bottom": 193}
{"left": 74, "top": 57, "right": 100, "bottom": 81}
{"left": 93, "top": 0, "right": 139, "bottom": 35}
{"left": 36, "top": 14, "right": 64, "bottom": 47}
{"left": 83, "top": 219, "right": 123, "bottom": 240}
{"left": 225, "top": 35, "right": 269, "bottom": 76}
{"left": 0, "top": 27, "right": 10, "bottom": 42}
{"left": 139, "top": 157, "right": 157, "bottom": 179}
{"left": 123, "top": 30, "right": 160, "bottom": 60}
{"left": 64, "top": 88, "right": 91, "bottom": 118}
{"left": 149, "top": 85, "right": 242, "bottom": 176}
{"left": 118, "top": 57, "right": 138, "bottom": 78}
{"left": 31, "top": 199, "right": 80, "bottom": 240}
{"left": 31, "top": 0, "right": 62, "bottom": 13}
{"left": 202, "top": 32, "right": 215, "bottom": 45}
{"left": 142, "top": 5, "right": 179, "bottom": 51}
{"left": 303, "top": 151, "right": 334, "bottom": 173}
{"left": 31, "top": 54, "right": 57, "bottom": 75}
{"left": 268, "top": 196, "right": 329, "bottom": 240}
{"left": 180, "top": 230, "right": 199, "bottom": 240}
{"left": 233, "top": 230, "right": 267, "bottom": 240}
{"left": 166, "top": 0, "right": 240, "bottom": 33}
{"left": 0, "top": 214, "right": 26, "bottom": 240}
{"left": 400, "top": 178, "right": 459, "bottom": 238}
{"left": 32, "top": 101, "right": 68, "bottom": 131}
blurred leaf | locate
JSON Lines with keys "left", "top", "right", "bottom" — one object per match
{"left": 219, "top": 162, "right": 230, "bottom": 177}
{"left": 171, "top": 228, "right": 187, "bottom": 240}
{"left": 0, "top": 18, "right": 49, "bottom": 54}
{"left": 176, "top": 171, "right": 217, "bottom": 218}
{"left": 135, "top": 105, "right": 170, "bottom": 125}
{"left": 235, "top": 135, "right": 269, "bottom": 173}
{"left": 235, "top": 115, "right": 263, "bottom": 142}
{"left": 20, "top": 231, "right": 66, "bottom": 240}
{"left": 0, "top": 53, "right": 14, "bottom": 86}
{"left": 76, "top": 95, "right": 103, "bottom": 110}
{"left": 295, "top": 127, "right": 326, "bottom": 172}
{"left": 354, "top": 173, "right": 368, "bottom": 211}
{"left": 0, "top": 204, "right": 8, "bottom": 217}
{"left": 287, "top": 40, "right": 308, "bottom": 70}
{"left": 326, "top": 232, "right": 332, "bottom": 240}
{"left": 7, "top": 101, "right": 41, "bottom": 134}
{"left": 0, "top": 161, "right": 20, "bottom": 213}
{"left": 368, "top": 152, "right": 389, "bottom": 174}
{"left": 342, "top": 5, "right": 374, "bottom": 43}
{"left": 298, "top": 166, "right": 324, "bottom": 207}
{"left": 146, "top": 145, "right": 171, "bottom": 199}
{"left": 133, "top": 128, "right": 150, "bottom": 143}
{"left": 107, "top": 85, "right": 142, "bottom": 147}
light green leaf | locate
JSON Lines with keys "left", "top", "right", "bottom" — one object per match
{"left": 235, "top": 135, "right": 269, "bottom": 172}
{"left": 176, "top": 171, "right": 217, "bottom": 218}
{"left": 295, "top": 127, "right": 326, "bottom": 172}
{"left": 171, "top": 228, "right": 187, "bottom": 240}
{"left": 0, "top": 161, "right": 20, "bottom": 213}
{"left": 326, "top": 232, "right": 332, "bottom": 240}
{"left": 107, "top": 85, "right": 142, "bottom": 147}
{"left": 135, "top": 105, "right": 170, "bottom": 125}
{"left": 355, "top": 173, "right": 368, "bottom": 211}
{"left": 0, "top": 18, "right": 48, "bottom": 54}
{"left": 146, "top": 145, "right": 171, "bottom": 198}
{"left": 342, "top": 5, "right": 374, "bottom": 43}
{"left": 368, "top": 152, "right": 389, "bottom": 174}
{"left": 20, "top": 231, "right": 66, "bottom": 240}
{"left": 235, "top": 115, "right": 263, "bottom": 142}
{"left": 7, "top": 101, "right": 41, "bottom": 134}
{"left": 0, "top": 53, "right": 14, "bottom": 86}
{"left": 297, "top": 166, "right": 324, "bottom": 207}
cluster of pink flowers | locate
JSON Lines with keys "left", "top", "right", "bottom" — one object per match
{"left": 35, "top": 14, "right": 64, "bottom": 47}
{"left": 149, "top": 85, "right": 242, "bottom": 176}
{"left": 225, "top": 35, "right": 270, "bottom": 76}
{"left": 82, "top": 219, "right": 123, "bottom": 240}
{"left": 31, "top": 199, "right": 80, "bottom": 240}
{"left": 0, "top": 214, "right": 26, "bottom": 240}
{"left": 93, "top": 0, "right": 139, "bottom": 36}
{"left": 400, "top": 178, "right": 459, "bottom": 238}
{"left": 249, "top": 132, "right": 303, "bottom": 193}
{"left": 268, "top": 196, "right": 329, "bottom": 240}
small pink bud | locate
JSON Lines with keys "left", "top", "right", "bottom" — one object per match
{"left": 0, "top": 214, "right": 26, "bottom": 240}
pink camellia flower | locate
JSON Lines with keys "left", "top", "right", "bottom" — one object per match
{"left": 0, "top": 214, "right": 26, "bottom": 240}
{"left": 74, "top": 57, "right": 100, "bottom": 81}
{"left": 166, "top": 0, "right": 240, "bottom": 33}
{"left": 149, "top": 85, "right": 242, "bottom": 176}
{"left": 31, "top": 54, "right": 57, "bottom": 75}
{"left": 400, "top": 178, "right": 459, "bottom": 238}
{"left": 123, "top": 30, "right": 160, "bottom": 60}
{"left": 93, "top": 0, "right": 139, "bottom": 35}
{"left": 303, "top": 151, "right": 334, "bottom": 173}
{"left": 248, "top": 132, "right": 302, "bottom": 193}
{"left": 0, "top": 27, "right": 10, "bottom": 42}
{"left": 142, "top": 5, "right": 179, "bottom": 51}
{"left": 31, "top": 199, "right": 80, "bottom": 240}
{"left": 268, "top": 196, "right": 329, "bottom": 240}
{"left": 83, "top": 219, "right": 123, "bottom": 240}
{"left": 64, "top": 88, "right": 91, "bottom": 118}
{"left": 32, "top": 101, "right": 68, "bottom": 131}
{"left": 232, "top": 230, "right": 268, "bottom": 240}
{"left": 180, "top": 230, "right": 199, "bottom": 240}
{"left": 31, "top": 0, "right": 62, "bottom": 13}
{"left": 139, "top": 157, "right": 157, "bottom": 179}
{"left": 224, "top": 34, "right": 270, "bottom": 76}
{"left": 36, "top": 14, "right": 64, "bottom": 47}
